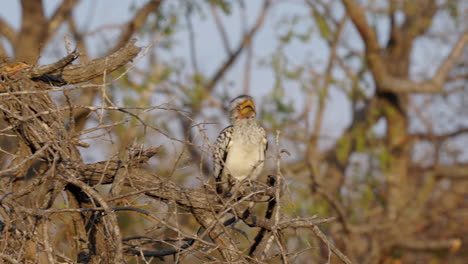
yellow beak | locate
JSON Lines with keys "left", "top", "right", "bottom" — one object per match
{"left": 239, "top": 99, "right": 255, "bottom": 115}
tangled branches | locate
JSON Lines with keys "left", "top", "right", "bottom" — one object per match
{"left": 0, "top": 40, "right": 349, "bottom": 263}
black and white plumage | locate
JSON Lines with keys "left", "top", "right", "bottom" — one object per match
{"left": 213, "top": 95, "right": 268, "bottom": 196}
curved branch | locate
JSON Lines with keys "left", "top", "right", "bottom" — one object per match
{"left": 205, "top": 0, "right": 271, "bottom": 93}
{"left": 112, "top": 0, "right": 163, "bottom": 52}
{"left": 30, "top": 50, "right": 79, "bottom": 77}
{"left": 378, "top": 32, "right": 468, "bottom": 93}
{"left": 46, "top": 0, "right": 80, "bottom": 44}
{"left": 63, "top": 173, "right": 124, "bottom": 263}
{"left": 60, "top": 39, "right": 141, "bottom": 84}
{"left": 30, "top": 39, "right": 141, "bottom": 85}
{"left": 0, "top": 17, "right": 17, "bottom": 44}
{"left": 341, "top": 0, "right": 380, "bottom": 52}
{"left": 343, "top": 0, "right": 468, "bottom": 94}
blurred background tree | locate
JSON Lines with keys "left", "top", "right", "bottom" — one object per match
{"left": 0, "top": 0, "right": 467, "bottom": 263}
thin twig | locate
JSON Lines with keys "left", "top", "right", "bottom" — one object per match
{"left": 312, "top": 226, "right": 353, "bottom": 264}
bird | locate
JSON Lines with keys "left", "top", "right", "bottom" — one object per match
{"left": 213, "top": 95, "right": 268, "bottom": 196}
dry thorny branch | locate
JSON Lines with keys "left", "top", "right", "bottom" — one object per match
{"left": 0, "top": 40, "right": 349, "bottom": 263}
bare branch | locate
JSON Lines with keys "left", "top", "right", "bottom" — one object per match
{"left": 0, "top": 254, "right": 19, "bottom": 264}
{"left": 248, "top": 175, "right": 278, "bottom": 258}
{"left": 62, "top": 173, "right": 124, "bottom": 263}
{"left": 29, "top": 39, "right": 141, "bottom": 85}
{"left": 378, "top": 32, "right": 468, "bottom": 93}
{"left": 0, "top": 17, "right": 17, "bottom": 44}
{"left": 432, "top": 164, "right": 468, "bottom": 180}
{"left": 309, "top": 14, "right": 347, "bottom": 149}
{"left": 46, "top": 0, "right": 79, "bottom": 44}
{"left": 344, "top": 0, "right": 468, "bottom": 94}
{"left": 411, "top": 127, "right": 468, "bottom": 142}
{"left": 186, "top": 6, "right": 199, "bottom": 73}
{"left": 210, "top": 4, "right": 232, "bottom": 55}
{"left": 30, "top": 50, "right": 79, "bottom": 77}
{"left": 112, "top": 0, "right": 162, "bottom": 52}
{"left": 397, "top": 238, "right": 462, "bottom": 251}
{"left": 205, "top": 0, "right": 271, "bottom": 93}
{"left": 401, "top": 0, "right": 437, "bottom": 39}
{"left": 16, "top": 0, "right": 48, "bottom": 62}
{"left": 312, "top": 226, "right": 354, "bottom": 264}
{"left": 341, "top": 0, "right": 380, "bottom": 52}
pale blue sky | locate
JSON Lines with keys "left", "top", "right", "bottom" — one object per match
{"left": 1, "top": 0, "right": 464, "bottom": 162}
{"left": 0, "top": 0, "right": 353, "bottom": 145}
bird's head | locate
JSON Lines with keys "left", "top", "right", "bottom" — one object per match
{"left": 229, "top": 95, "right": 256, "bottom": 123}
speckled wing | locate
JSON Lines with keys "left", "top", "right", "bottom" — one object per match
{"left": 213, "top": 125, "right": 234, "bottom": 194}
{"left": 260, "top": 125, "right": 268, "bottom": 154}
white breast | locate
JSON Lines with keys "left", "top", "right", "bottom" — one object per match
{"left": 222, "top": 120, "right": 266, "bottom": 181}
{"left": 224, "top": 141, "right": 265, "bottom": 180}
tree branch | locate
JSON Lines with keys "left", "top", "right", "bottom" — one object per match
{"left": 30, "top": 50, "right": 79, "bottom": 77}
{"left": 112, "top": 0, "right": 162, "bottom": 52}
{"left": 46, "top": 0, "right": 79, "bottom": 44}
{"left": 341, "top": 0, "right": 380, "bottom": 52}
{"left": 411, "top": 127, "right": 468, "bottom": 142}
{"left": 312, "top": 225, "right": 354, "bottom": 264}
{"left": 0, "top": 254, "right": 19, "bottom": 264}
{"left": 62, "top": 173, "right": 124, "bottom": 263}
{"left": 0, "top": 17, "right": 17, "bottom": 44}
{"left": 343, "top": 0, "right": 467, "bottom": 94}
{"left": 16, "top": 0, "right": 48, "bottom": 63}
{"left": 401, "top": 0, "right": 437, "bottom": 39}
{"left": 378, "top": 32, "right": 468, "bottom": 93}
{"left": 205, "top": 0, "right": 271, "bottom": 93}
{"left": 210, "top": 3, "right": 231, "bottom": 55}
{"left": 397, "top": 237, "right": 461, "bottom": 251}
{"left": 30, "top": 39, "right": 141, "bottom": 85}
{"left": 432, "top": 164, "right": 468, "bottom": 180}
